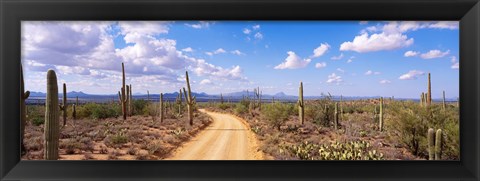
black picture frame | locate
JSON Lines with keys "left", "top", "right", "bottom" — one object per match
{"left": 1, "top": 0, "right": 479, "bottom": 180}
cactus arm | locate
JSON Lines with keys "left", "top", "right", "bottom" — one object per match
{"left": 435, "top": 129, "right": 443, "bottom": 160}
{"left": 428, "top": 128, "right": 435, "bottom": 160}
{"left": 183, "top": 87, "right": 189, "bottom": 103}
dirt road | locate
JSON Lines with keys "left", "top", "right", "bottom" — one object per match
{"left": 165, "top": 109, "right": 264, "bottom": 160}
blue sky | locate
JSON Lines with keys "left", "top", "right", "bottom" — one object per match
{"left": 21, "top": 21, "right": 459, "bottom": 99}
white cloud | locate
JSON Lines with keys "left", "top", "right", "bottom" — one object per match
{"left": 118, "top": 21, "right": 170, "bottom": 36}
{"left": 404, "top": 51, "right": 419, "bottom": 57}
{"left": 315, "top": 62, "right": 327, "bottom": 68}
{"left": 336, "top": 68, "right": 345, "bottom": 73}
{"left": 365, "top": 70, "right": 380, "bottom": 75}
{"left": 274, "top": 51, "right": 311, "bottom": 69}
{"left": 340, "top": 32, "right": 414, "bottom": 53}
{"left": 230, "top": 50, "right": 245, "bottom": 55}
{"left": 254, "top": 32, "right": 263, "bottom": 40}
{"left": 341, "top": 21, "right": 458, "bottom": 53}
{"left": 182, "top": 47, "right": 194, "bottom": 52}
{"left": 331, "top": 53, "right": 344, "bottom": 60}
{"left": 379, "top": 80, "right": 391, "bottom": 84}
{"left": 185, "top": 21, "right": 212, "bottom": 29}
{"left": 214, "top": 48, "right": 226, "bottom": 54}
{"left": 451, "top": 56, "right": 459, "bottom": 69}
{"left": 311, "top": 43, "right": 330, "bottom": 58}
{"left": 326, "top": 73, "right": 343, "bottom": 84}
{"left": 200, "top": 79, "right": 213, "bottom": 85}
{"left": 205, "top": 48, "right": 227, "bottom": 56}
{"left": 420, "top": 49, "right": 450, "bottom": 59}
{"left": 399, "top": 70, "right": 425, "bottom": 80}
{"left": 252, "top": 25, "right": 261, "bottom": 30}
{"left": 243, "top": 28, "right": 251, "bottom": 34}
{"left": 347, "top": 59, "right": 353, "bottom": 63}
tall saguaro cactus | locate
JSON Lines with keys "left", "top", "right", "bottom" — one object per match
{"left": 428, "top": 128, "right": 435, "bottom": 160}
{"left": 442, "top": 91, "right": 446, "bottom": 111}
{"left": 420, "top": 92, "right": 425, "bottom": 106}
{"left": 334, "top": 102, "right": 339, "bottom": 130}
{"left": 185, "top": 71, "right": 195, "bottom": 126}
{"left": 118, "top": 62, "right": 129, "bottom": 120}
{"left": 20, "top": 64, "right": 30, "bottom": 155}
{"left": 45, "top": 70, "right": 60, "bottom": 160}
{"left": 427, "top": 73, "right": 432, "bottom": 106}
{"left": 59, "top": 83, "right": 67, "bottom": 127}
{"left": 297, "top": 82, "right": 305, "bottom": 124}
{"left": 428, "top": 128, "right": 443, "bottom": 160}
{"left": 379, "top": 97, "right": 384, "bottom": 132}
{"left": 160, "top": 93, "right": 164, "bottom": 123}
{"left": 435, "top": 129, "right": 443, "bottom": 160}
{"left": 129, "top": 84, "right": 133, "bottom": 116}
{"left": 126, "top": 85, "right": 130, "bottom": 117}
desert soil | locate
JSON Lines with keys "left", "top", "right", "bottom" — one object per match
{"left": 165, "top": 109, "right": 264, "bottom": 160}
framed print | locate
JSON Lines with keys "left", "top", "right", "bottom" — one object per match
{"left": 1, "top": 0, "right": 479, "bottom": 180}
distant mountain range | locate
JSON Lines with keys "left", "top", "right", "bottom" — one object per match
{"left": 27, "top": 91, "right": 457, "bottom": 103}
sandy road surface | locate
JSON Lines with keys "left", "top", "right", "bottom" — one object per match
{"left": 165, "top": 109, "right": 264, "bottom": 160}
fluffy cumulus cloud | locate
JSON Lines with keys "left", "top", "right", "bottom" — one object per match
{"left": 340, "top": 21, "right": 458, "bottom": 53}
{"left": 205, "top": 48, "right": 227, "bottom": 56}
{"left": 311, "top": 43, "right": 330, "bottom": 58}
{"left": 399, "top": 70, "right": 425, "bottom": 80}
{"left": 404, "top": 51, "right": 419, "bottom": 57}
{"left": 420, "top": 49, "right": 450, "bottom": 59}
{"left": 22, "top": 21, "right": 248, "bottom": 93}
{"left": 200, "top": 79, "right": 213, "bottom": 85}
{"left": 326, "top": 73, "right": 343, "bottom": 84}
{"left": 243, "top": 24, "right": 264, "bottom": 41}
{"left": 315, "top": 62, "right": 327, "bottom": 68}
{"left": 340, "top": 33, "right": 414, "bottom": 53}
{"left": 274, "top": 51, "right": 312, "bottom": 69}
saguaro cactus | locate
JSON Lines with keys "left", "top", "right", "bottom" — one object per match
{"left": 428, "top": 128, "right": 435, "bottom": 160}
{"left": 442, "top": 91, "right": 446, "bottom": 111}
{"left": 185, "top": 71, "right": 195, "bottom": 126}
{"left": 72, "top": 104, "right": 76, "bottom": 120}
{"left": 129, "top": 84, "right": 133, "bottom": 116}
{"left": 298, "top": 82, "right": 305, "bottom": 124}
{"left": 420, "top": 92, "right": 424, "bottom": 106}
{"left": 435, "top": 129, "right": 443, "bottom": 160}
{"left": 334, "top": 102, "right": 339, "bottom": 130}
{"left": 20, "top": 64, "right": 30, "bottom": 155}
{"left": 427, "top": 73, "right": 432, "bottom": 106}
{"left": 59, "top": 83, "right": 67, "bottom": 127}
{"left": 126, "top": 85, "right": 130, "bottom": 116}
{"left": 379, "top": 97, "right": 384, "bottom": 132}
{"left": 220, "top": 93, "right": 224, "bottom": 104}
{"left": 45, "top": 69, "right": 60, "bottom": 160}
{"left": 118, "top": 62, "right": 129, "bottom": 120}
{"left": 160, "top": 93, "right": 164, "bottom": 123}
{"left": 147, "top": 90, "right": 150, "bottom": 102}
{"left": 177, "top": 89, "right": 183, "bottom": 114}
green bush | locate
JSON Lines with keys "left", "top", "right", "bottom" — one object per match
{"left": 133, "top": 99, "right": 148, "bottom": 115}
{"left": 261, "top": 102, "right": 294, "bottom": 129}
{"left": 77, "top": 103, "right": 120, "bottom": 119}
{"left": 386, "top": 101, "right": 459, "bottom": 160}
{"left": 217, "top": 103, "right": 231, "bottom": 110}
{"left": 234, "top": 103, "right": 249, "bottom": 115}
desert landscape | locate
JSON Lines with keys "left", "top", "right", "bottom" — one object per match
{"left": 21, "top": 21, "right": 459, "bottom": 160}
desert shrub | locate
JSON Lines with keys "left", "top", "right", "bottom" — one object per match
{"left": 143, "top": 103, "right": 158, "bottom": 117}
{"left": 217, "top": 103, "right": 231, "bottom": 110}
{"left": 27, "top": 105, "right": 45, "bottom": 126}
{"left": 234, "top": 103, "right": 248, "bottom": 115}
{"left": 261, "top": 102, "right": 294, "bottom": 129}
{"left": 386, "top": 101, "right": 459, "bottom": 159}
{"left": 132, "top": 99, "right": 148, "bottom": 115}
{"left": 77, "top": 103, "right": 120, "bottom": 119}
